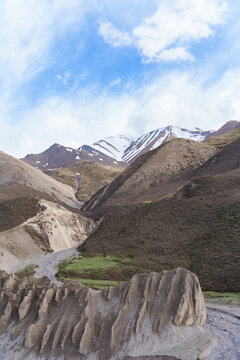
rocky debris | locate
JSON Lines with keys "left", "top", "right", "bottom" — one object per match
{"left": 0, "top": 199, "right": 97, "bottom": 273}
{"left": 0, "top": 268, "right": 209, "bottom": 360}
{"left": 25, "top": 200, "right": 97, "bottom": 252}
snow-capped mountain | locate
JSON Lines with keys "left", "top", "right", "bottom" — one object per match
{"left": 81, "top": 126, "right": 213, "bottom": 164}
{"left": 79, "top": 136, "right": 133, "bottom": 161}
{"left": 122, "top": 126, "right": 212, "bottom": 163}
{"left": 23, "top": 121, "right": 240, "bottom": 171}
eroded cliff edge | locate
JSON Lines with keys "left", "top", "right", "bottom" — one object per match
{"left": 0, "top": 268, "right": 213, "bottom": 360}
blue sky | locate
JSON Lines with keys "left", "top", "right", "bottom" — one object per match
{"left": 0, "top": 0, "right": 239, "bottom": 157}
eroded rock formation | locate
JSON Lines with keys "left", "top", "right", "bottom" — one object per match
{"left": 0, "top": 268, "right": 206, "bottom": 359}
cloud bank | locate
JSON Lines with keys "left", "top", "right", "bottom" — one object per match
{"left": 99, "top": 0, "right": 227, "bottom": 62}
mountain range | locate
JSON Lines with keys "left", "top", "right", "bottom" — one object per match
{"left": 22, "top": 121, "right": 239, "bottom": 170}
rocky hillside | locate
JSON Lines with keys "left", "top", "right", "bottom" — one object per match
{"left": 0, "top": 268, "right": 213, "bottom": 360}
{"left": 80, "top": 138, "right": 240, "bottom": 292}
{"left": 0, "top": 152, "right": 96, "bottom": 270}
{"left": 82, "top": 138, "right": 217, "bottom": 211}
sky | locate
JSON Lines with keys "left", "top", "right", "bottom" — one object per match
{"left": 0, "top": 0, "right": 240, "bottom": 157}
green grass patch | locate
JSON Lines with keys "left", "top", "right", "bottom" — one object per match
{"left": 63, "top": 255, "right": 122, "bottom": 272}
{"left": 57, "top": 255, "right": 131, "bottom": 290}
{"left": 204, "top": 291, "right": 240, "bottom": 303}
{"left": 15, "top": 264, "right": 38, "bottom": 280}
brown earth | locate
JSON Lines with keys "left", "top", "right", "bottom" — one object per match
{"left": 82, "top": 138, "right": 217, "bottom": 212}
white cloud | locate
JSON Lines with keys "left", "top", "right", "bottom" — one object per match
{"left": 99, "top": 0, "right": 228, "bottom": 62}
{"left": 0, "top": 0, "right": 85, "bottom": 88}
{"left": 99, "top": 21, "right": 133, "bottom": 47}
{"left": 110, "top": 77, "right": 122, "bottom": 86}
{"left": 57, "top": 71, "right": 72, "bottom": 85}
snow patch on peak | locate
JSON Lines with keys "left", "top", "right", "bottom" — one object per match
{"left": 91, "top": 135, "right": 133, "bottom": 161}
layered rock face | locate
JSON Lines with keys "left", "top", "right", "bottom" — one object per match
{"left": 0, "top": 268, "right": 206, "bottom": 360}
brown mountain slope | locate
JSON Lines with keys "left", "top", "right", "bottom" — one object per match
{"left": 79, "top": 168, "right": 240, "bottom": 292}
{"left": 0, "top": 151, "right": 81, "bottom": 209}
{"left": 204, "top": 123, "right": 240, "bottom": 149}
{"left": 207, "top": 120, "right": 239, "bottom": 138}
{"left": 191, "top": 136, "right": 240, "bottom": 177}
{"left": 82, "top": 138, "right": 216, "bottom": 212}
{"left": 46, "top": 161, "right": 124, "bottom": 202}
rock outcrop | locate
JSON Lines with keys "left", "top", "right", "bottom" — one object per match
{"left": 0, "top": 268, "right": 208, "bottom": 359}
{"left": 0, "top": 199, "right": 96, "bottom": 272}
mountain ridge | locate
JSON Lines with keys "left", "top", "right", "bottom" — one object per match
{"left": 22, "top": 121, "right": 240, "bottom": 171}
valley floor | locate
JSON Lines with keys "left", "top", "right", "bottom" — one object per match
{"left": 10, "top": 246, "right": 78, "bottom": 286}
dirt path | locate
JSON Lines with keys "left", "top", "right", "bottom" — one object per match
{"left": 10, "top": 246, "right": 78, "bottom": 286}
{"left": 205, "top": 302, "right": 240, "bottom": 360}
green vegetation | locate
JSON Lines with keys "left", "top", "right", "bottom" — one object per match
{"left": 15, "top": 264, "right": 38, "bottom": 279}
{"left": 61, "top": 255, "right": 122, "bottom": 272}
{"left": 204, "top": 291, "right": 240, "bottom": 303}
{"left": 57, "top": 255, "right": 133, "bottom": 290}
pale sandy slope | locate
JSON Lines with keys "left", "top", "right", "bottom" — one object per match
{"left": 0, "top": 200, "right": 96, "bottom": 271}
{"left": 0, "top": 151, "right": 81, "bottom": 208}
